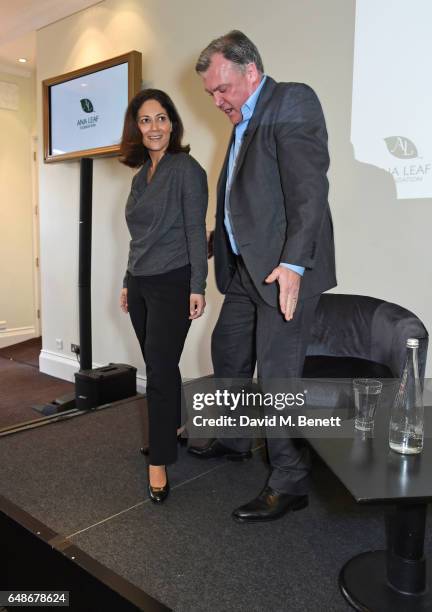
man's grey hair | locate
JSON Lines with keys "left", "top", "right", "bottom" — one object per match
{"left": 195, "top": 30, "right": 264, "bottom": 74}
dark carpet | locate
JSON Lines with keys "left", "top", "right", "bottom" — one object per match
{"left": 1, "top": 397, "right": 429, "bottom": 611}
{"left": 0, "top": 337, "right": 42, "bottom": 367}
{"left": 0, "top": 338, "right": 74, "bottom": 428}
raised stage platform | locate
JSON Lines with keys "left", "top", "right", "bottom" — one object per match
{"left": 2, "top": 396, "right": 430, "bottom": 611}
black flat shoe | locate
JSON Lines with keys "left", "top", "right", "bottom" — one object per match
{"left": 140, "top": 434, "right": 187, "bottom": 456}
{"left": 232, "top": 486, "right": 308, "bottom": 523}
{"left": 188, "top": 439, "right": 252, "bottom": 461}
{"left": 148, "top": 469, "right": 169, "bottom": 504}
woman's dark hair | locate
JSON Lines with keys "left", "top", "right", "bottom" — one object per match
{"left": 119, "top": 89, "right": 190, "bottom": 167}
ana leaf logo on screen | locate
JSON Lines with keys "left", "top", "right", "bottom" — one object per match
{"left": 80, "top": 98, "right": 94, "bottom": 113}
{"left": 384, "top": 136, "right": 418, "bottom": 159}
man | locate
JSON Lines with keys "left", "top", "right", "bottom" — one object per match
{"left": 188, "top": 31, "right": 336, "bottom": 522}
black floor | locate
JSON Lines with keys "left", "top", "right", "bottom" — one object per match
{"left": 1, "top": 397, "right": 430, "bottom": 611}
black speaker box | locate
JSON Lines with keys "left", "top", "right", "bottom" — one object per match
{"left": 75, "top": 363, "right": 137, "bottom": 410}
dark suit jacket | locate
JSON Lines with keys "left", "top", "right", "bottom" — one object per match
{"left": 213, "top": 77, "right": 337, "bottom": 306}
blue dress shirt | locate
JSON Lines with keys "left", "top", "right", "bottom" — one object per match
{"left": 224, "top": 76, "right": 304, "bottom": 276}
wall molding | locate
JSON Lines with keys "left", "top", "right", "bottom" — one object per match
{"left": 0, "top": 327, "right": 37, "bottom": 349}
{"left": 39, "top": 349, "right": 146, "bottom": 392}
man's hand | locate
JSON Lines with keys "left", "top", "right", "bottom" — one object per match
{"left": 190, "top": 294, "right": 206, "bottom": 319}
{"left": 265, "top": 266, "right": 301, "bottom": 321}
{"left": 120, "top": 288, "right": 128, "bottom": 313}
{"left": 207, "top": 230, "right": 214, "bottom": 259}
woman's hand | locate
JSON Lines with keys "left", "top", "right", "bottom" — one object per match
{"left": 120, "top": 288, "right": 128, "bottom": 313}
{"left": 189, "top": 294, "right": 205, "bottom": 319}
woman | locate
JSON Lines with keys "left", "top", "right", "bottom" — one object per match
{"left": 119, "top": 89, "right": 208, "bottom": 503}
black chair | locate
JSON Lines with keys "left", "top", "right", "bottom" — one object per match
{"left": 303, "top": 293, "right": 428, "bottom": 380}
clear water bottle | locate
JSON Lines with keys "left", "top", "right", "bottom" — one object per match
{"left": 389, "top": 338, "right": 424, "bottom": 454}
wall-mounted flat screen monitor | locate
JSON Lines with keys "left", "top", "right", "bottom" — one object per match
{"left": 43, "top": 51, "right": 142, "bottom": 163}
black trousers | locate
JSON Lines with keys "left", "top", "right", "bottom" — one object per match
{"left": 212, "top": 257, "right": 320, "bottom": 494}
{"left": 127, "top": 265, "right": 191, "bottom": 466}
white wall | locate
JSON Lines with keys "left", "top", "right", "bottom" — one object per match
{"left": 0, "top": 71, "right": 37, "bottom": 348}
{"left": 37, "top": 0, "right": 432, "bottom": 381}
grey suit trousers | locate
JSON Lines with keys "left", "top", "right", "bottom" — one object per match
{"left": 212, "top": 257, "right": 320, "bottom": 494}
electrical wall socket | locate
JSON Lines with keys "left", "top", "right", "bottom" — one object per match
{"left": 0, "top": 321, "right": 6, "bottom": 331}
{"left": 55, "top": 338, "right": 63, "bottom": 350}
{"left": 71, "top": 343, "right": 80, "bottom": 355}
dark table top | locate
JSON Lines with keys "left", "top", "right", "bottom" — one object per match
{"left": 301, "top": 381, "right": 432, "bottom": 504}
